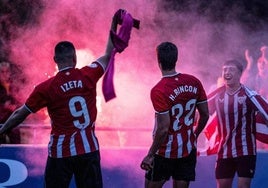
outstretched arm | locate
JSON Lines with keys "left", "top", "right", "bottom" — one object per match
{"left": 96, "top": 16, "right": 117, "bottom": 70}
{"left": 241, "top": 49, "right": 257, "bottom": 88}
{"left": 0, "top": 105, "right": 31, "bottom": 135}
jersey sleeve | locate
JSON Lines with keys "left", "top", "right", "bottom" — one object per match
{"left": 81, "top": 61, "right": 105, "bottom": 84}
{"left": 25, "top": 83, "right": 49, "bottom": 113}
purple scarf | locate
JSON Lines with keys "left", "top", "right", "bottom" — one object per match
{"left": 102, "top": 9, "right": 140, "bottom": 102}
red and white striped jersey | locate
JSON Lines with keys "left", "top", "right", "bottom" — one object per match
{"left": 208, "top": 85, "right": 258, "bottom": 159}
{"left": 151, "top": 73, "right": 207, "bottom": 159}
{"left": 25, "top": 62, "right": 104, "bottom": 158}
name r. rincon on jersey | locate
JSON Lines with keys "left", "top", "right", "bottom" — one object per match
{"left": 169, "top": 85, "right": 198, "bottom": 101}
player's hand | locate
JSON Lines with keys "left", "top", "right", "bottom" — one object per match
{"left": 244, "top": 49, "right": 254, "bottom": 70}
{"left": 140, "top": 154, "right": 154, "bottom": 170}
{"left": 111, "top": 9, "right": 125, "bottom": 32}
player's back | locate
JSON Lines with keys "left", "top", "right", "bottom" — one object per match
{"left": 151, "top": 73, "right": 206, "bottom": 132}
{"left": 33, "top": 66, "right": 103, "bottom": 157}
{"left": 51, "top": 68, "right": 98, "bottom": 132}
{"left": 152, "top": 73, "right": 207, "bottom": 158}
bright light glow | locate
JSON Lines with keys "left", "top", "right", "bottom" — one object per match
{"left": 76, "top": 49, "right": 95, "bottom": 68}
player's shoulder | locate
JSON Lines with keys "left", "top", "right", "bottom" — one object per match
{"left": 180, "top": 73, "right": 200, "bottom": 80}
{"left": 37, "top": 75, "right": 55, "bottom": 86}
{"left": 179, "top": 73, "right": 203, "bottom": 85}
{"left": 29, "top": 77, "right": 54, "bottom": 95}
{"left": 151, "top": 79, "right": 165, "bottom": 94}
{"left": 207, "top": 86, "right": 225, "bottom": 98}
{"left": 79, "top": 61, "right": 104, "bottom": 73}
{"left": 87, "top": 61, "right": 104, "bottom": 70}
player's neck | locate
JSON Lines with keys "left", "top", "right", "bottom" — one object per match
{"left": 162, "top": 70, "right": 177, "bottom": 76}
{"left": 225, "top": 83, "right": 241, "bottom": 95}
{"left": 58, "top": 66, "right": 74, "bottom": 72}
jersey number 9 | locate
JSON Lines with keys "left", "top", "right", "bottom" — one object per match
{"left": 69, "top": 96, "right": 91, "bottom": 129}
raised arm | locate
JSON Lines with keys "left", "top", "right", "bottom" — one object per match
{"left": 0, "top": 105, "right": 31, "bottom": 135}
{"left": 96, "top": 16, "right": 117, "bottom": 70}
{"left": 241, "top": 49, "right": 257, "bottom": 88}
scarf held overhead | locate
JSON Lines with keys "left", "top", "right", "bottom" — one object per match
{"left": 102, "top": 9, "right": 140, "bottom": 102}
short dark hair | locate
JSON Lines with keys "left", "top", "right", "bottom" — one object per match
{"left": 54, "top": 41, "right": 76, "bottom": 63}
{"left": 156, "top": 42, "right": 178, "bottom": 71}
{"left": 223, "top": 59, "right": 244, "bottom": 73}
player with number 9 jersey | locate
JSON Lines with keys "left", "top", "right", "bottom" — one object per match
{"left": 0, "top": 13, "right": 130, "bottom": 187}
{"left": 151, "top": 73, "right": 207, "bottom": 158}
{"left": 25, "top": 62, "right": 104, "bottom": 158}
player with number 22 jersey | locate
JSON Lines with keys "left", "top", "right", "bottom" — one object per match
{"left": 151, "top": 73, "right": 207, "bottom": 158}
